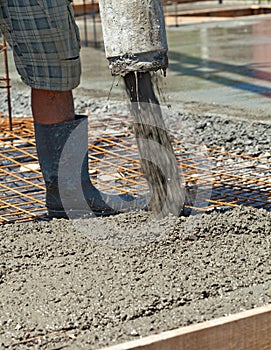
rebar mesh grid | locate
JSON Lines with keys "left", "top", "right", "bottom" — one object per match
{"left": 0, "top": 115, "right": 271, "bottom": 224}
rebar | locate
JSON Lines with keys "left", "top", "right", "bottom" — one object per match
{"left": 0, "top": 35, "right": 12, "bottom": 131}
{"left": 0, "top": 115, "right": 270, "bottom": 224}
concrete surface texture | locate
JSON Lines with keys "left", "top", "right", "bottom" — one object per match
{"left": 98, "top": 0, "right": 167, "bottom": 59}
{"left": 1, "top": 5, "right": 271, "bottom": 350}
{"left": 1, "top": 95, "right": 271, "bottom": 349}
{"left": 1, "top": 206, "right": 271, "bottom": 349}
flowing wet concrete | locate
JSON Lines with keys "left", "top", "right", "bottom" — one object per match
{"left": 124, "top": 72, "right": 185, "bottom": 217}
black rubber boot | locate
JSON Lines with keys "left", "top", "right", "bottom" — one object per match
{"left": 34, "top": 115, "right": 146, "bottom": 219}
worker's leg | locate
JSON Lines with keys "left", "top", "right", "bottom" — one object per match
{"left": 0, "top": 0, "right": 146, "bottom": 218}
{"left": 31, "top": 89, "right": 75, "bottom": 125}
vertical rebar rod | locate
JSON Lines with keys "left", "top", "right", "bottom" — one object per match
{"left": 92, "top": 0, "right": 98, "bottom": 48}
{"left": 2, "top": 35, "right": 12, "bottom": 131}
{"left": 175, "top": 1, "right": 179, "bottom": 27}
{"left": 83, "top": 0, "right": 88, "bottom": 46}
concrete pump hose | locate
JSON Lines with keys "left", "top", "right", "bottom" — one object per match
{"left": 99, "top": 0, "right": 168, "bottom": 76}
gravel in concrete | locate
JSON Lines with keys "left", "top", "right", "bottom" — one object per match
{"left": 1, "top": 205, "right": 271, "bottom": 349}
{"left": 1, "top": 89, "right": 271, "bottom": 349}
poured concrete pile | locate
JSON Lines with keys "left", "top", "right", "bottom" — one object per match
{"left": 1, "top": 206, "right": 271, "bottom": 349}
{"left": 1, "top": 90, "right": 271, "bottom": 349}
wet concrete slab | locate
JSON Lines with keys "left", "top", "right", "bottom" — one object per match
{"left": 1, "top": 11, "right": 271, "bottom": 122}
{"left": 164, "top": 13, "right": 271, "bottom": 121}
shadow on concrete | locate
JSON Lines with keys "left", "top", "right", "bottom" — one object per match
{"left": 169, "top": 51, "right": 271, "bottom": 97}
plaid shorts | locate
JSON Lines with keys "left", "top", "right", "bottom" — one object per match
{"left": 0, "top": 0, "right": 81, "bottom": 91}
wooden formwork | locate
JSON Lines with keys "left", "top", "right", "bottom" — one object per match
{"left": 100, "top": 304, "right": 271, "bottom": 350}
{"left": 71, "top": 0, "right": 223, "bottom": 17}
{"left": 165, "top": 4, "right": 271, "bottom": 18}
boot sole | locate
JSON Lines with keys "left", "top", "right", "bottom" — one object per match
{"left": 48, "top": 208, "right": 118, "bottom": 219}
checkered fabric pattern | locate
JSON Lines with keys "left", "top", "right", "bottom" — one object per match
{"left": 0, "top": 0, "right": 81, "bottom": 90}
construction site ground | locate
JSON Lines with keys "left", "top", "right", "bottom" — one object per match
{"left": 1, "top": 3, "right": 271, "bottom": 349}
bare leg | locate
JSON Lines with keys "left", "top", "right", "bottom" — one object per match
{"left": 31, "top": 88, "right": 75, "bottom": 125}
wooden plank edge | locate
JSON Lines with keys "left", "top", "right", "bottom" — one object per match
{"left": 98, "top": 304, "right": 271, "bottom": 350}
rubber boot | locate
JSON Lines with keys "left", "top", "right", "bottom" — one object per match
{"left": 34, "top": 115, "right": 146, "bottom": 219}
